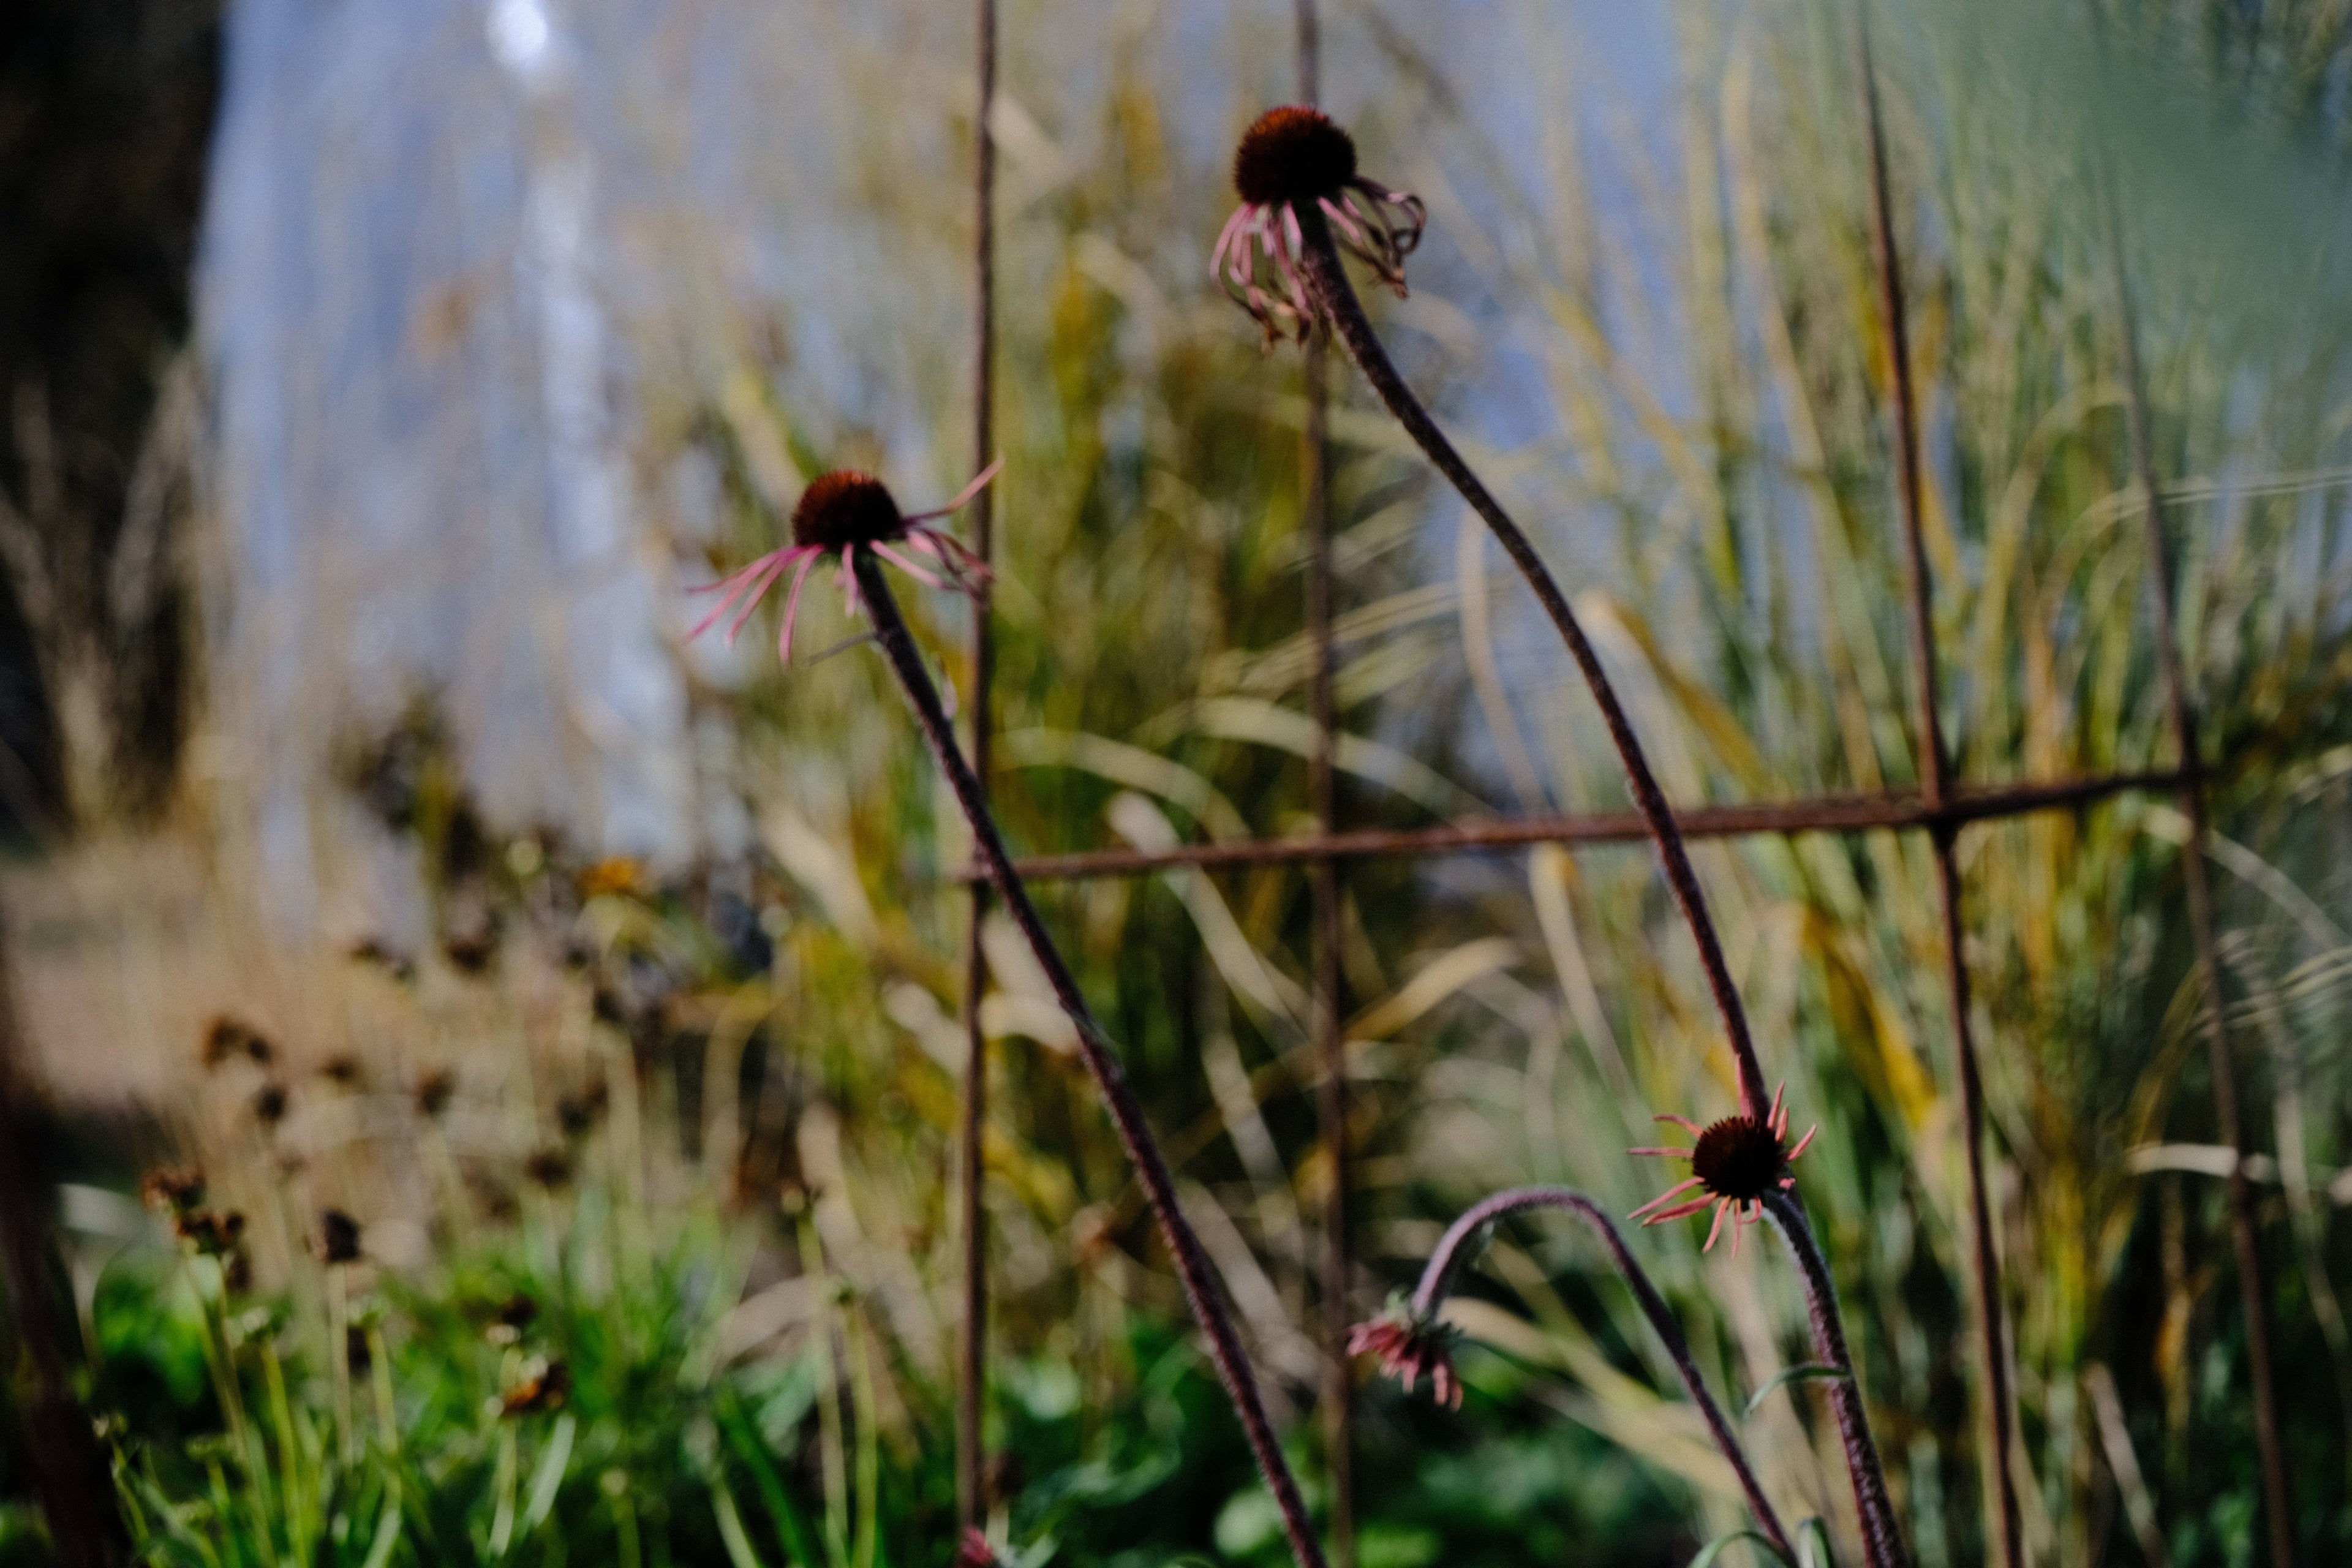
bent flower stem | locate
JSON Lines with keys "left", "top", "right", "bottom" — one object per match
{"left": 1352, "top": 1185, "right": 1791, "bottom": 1559}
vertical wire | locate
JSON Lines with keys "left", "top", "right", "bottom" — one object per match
{"left": 2106, "top": 181, "right": 2297, "bottom": 1568}
{"left": 1853, "top": 11, "right": 2020, "bottom": 1563}
{"left": 957, "top": 0, "right": 998, "bottom": 1531}
{"left": 1297, "top": 4, "right": 1352, "bottom": 1564}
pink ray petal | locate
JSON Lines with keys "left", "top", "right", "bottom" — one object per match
{"left": 1729, "top": 1209, "right": 1743, "bottom": 1258}
{"left": 775, "top": 553, "right": 818, "bottom": 664}
{"left": 1641, "top": 1196, "right": 1717, "bottom": 1226}
{"left": 1211, "top": 205, "right": 1253, "bottom": 282}
{"left": 1703, "top": 1202, "right": 1730, "bottom": 1253}
{"left": 1788, "top": 1125, "right": 1818, "bottom": 1161}
{"left": 901, "top": 457, "right": 1007, "bottom": 524}
{"left": 687, "top": 549, "right": 794, "bottom": 641}
{"left": 872, "top": 541, "right": 948, "bottom": 589}
{"left": 1629, "top": 1176, "right": 1705, "bottom": 1218}
{"left": 1655, "top": 1114, "right": 1704, "bottom": 1135}
{"left": 723, "top": 554, "right": 794, "bottom": 644}
{"left": 1626, "top": 1146, "right": 1694, "bottom": 1159}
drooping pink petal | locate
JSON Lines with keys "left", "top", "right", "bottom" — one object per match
{"left": 1627, "top": 1145, "right": 1695, "bottom": 1159}
{"left": 686, "top": 549, "right": 791, "bottom": 641}
{"left": 723, "top": 553, "right": 797, "bottom": 644}
{"left": 1703, "top": 1200, "right": 1731, "bottom": 1253}
{"left": 901, "top": 457, "right": 1006, "bottom": 524}
{"left": 1655, "top": 1114, "right": 1704, "bottom": 1135}
{"left": 1788, "top": 1125, "right": 1818, "bottom": 1162}
{"left": 872, "top": 541, "right": 947, "bottom": 590}
{"left": 775, "top": 553, "right": 818, "bottom": 664}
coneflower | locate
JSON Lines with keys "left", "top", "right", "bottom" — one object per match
{"left": 1630, "top": 1082, "right": 1818, "bottom": 1257}
{"left": 687, "top": 462, "right": 1000, "bottom": 667}
{"left": 1212, "top": 107, "right": 1423, "bottom": 345}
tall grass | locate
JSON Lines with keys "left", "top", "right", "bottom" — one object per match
{"left": 20, "top": 0, "right": 2352, "bottom": 1562}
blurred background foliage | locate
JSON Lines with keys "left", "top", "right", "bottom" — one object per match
{"left": 7, "top": 0, "right": 2352, "bottom": 1564}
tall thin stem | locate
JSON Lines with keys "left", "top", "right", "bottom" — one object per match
{"left": 1411, "top": 1188, "right": 1792, "bottom": 1559}
{"left": 1762, "top": 1192, "right": 1907, "bottom": 1568}
{"left": 854, "top": 557, "right": 1330, "bottom": 1568}
{"left": 1291, "top": 209, "right": 1769, "bottom": 1120}
{"left": 1294, "top": 6, "right": 1352, "bottom": 1566}
{"left": 1852, "top": 13, "right": 2020, "bottom": 1563}
{"left": 2106, "top": 186, "right": 2296, "bottom": 1568}
{"left": 956, "top": 0, "right": 998, "bottom": 1530}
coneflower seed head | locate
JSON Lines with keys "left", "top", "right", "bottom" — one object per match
{"left": 1690, "top": 1115, "right": 1787, "bottom": 1202}
{"left": 791, "top": 470, "right": 902, "bottom": 554}
{"left": 1234, "top": 105, "right": 1357, "bottom": 207}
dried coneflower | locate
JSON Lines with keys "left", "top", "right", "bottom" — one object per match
{"left": 413, "top": 1068, "right": 457, "bottom": 1119}
{"left": 319, "top": 1208, "right": 363, "bottom": 1265}
{"left": 522, "top": 1147, "right": 573, "bottom": 1189}
{"left": 1630, "top": 1082, "right": 1818, "bottom": 1257}
{"left": 345, "top": 1326, "right": 373, "bottom": 1373}
{"left": 1212, "top": 106, "right": 1424, "bottom": 345}
{"left": 199, "top": 1016, "right": 251, "bottom": 1070}
{"left": 686, "top": 462, "right": 1000, "bottom": 668}
{"left": 141, "top": 1166, "right": 206, "bottom": 1217}
{"left": 488, "top": 1292, "right": 538, "bottom": 1346}
{"left": 556, "top": 1080, "right": 608, "bottom": 1138}
{"left": 175, "top": 1208, "right": 246, "bottom": 1258}
{"left": 500, "top": 1358, "right": 571, "bottom": 1417}
{"left": 252, "top": 1082, "right": 289, "bottom": 1126}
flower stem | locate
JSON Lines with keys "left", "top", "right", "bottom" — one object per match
{"left": 1412, "top": 1186, "right": 1792, "bottom": 1558}
{"left": 1292, "top": 211, "right": 1769, "bottom": 1120}
{"left": 1762, "top": 1191, "right": 1906, "bottom": 1568}
{"left": 854, "top": 555, "right": 1330, "bottom": 1568}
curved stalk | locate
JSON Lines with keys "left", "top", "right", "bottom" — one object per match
{"left": 1762, "top": 1191, "right": 1905, "bottom": 1568}
{"left": 1290, "top": 209, "right": 1770, "bottom": 1120}
{"left": 1411, "top": 1187, "right": 1792, "bottom": 1558}
{"left": 853, "top": 555, "right": 1330, "bottom": 1568}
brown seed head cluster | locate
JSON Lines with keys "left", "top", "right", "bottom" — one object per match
{"left": 791, "top": 471, "right": 903, "bottom": 554}
{"left": 320, "top": 1208, "right": 363, "bottom": 1264}
{"left": 142, "top": 1166, "right": 206, "bottom": 1216}
{"left": 1689, "top": 1114, "right": 1790, "bottom": 1203}
{"left": 1234, "top": 105, "right": 1357, "bottom": 207}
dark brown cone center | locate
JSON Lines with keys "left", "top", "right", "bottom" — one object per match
{"left": 792, "top": 470, "right": 904, "bottom": 553}
{"left": 1691, "top": 1115, "right": 1786, "bottom": 1201}
{"left": 1234, "top": 105, "right": 1357, "bottom": 208}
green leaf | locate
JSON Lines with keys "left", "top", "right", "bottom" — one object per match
{"left": 521, "top": 1413, "right": 576, "bottom": 1534}
{"left": 1743, "top": 1363, "right": 1853, "bottom": 1417}
{"left": 1689, "top": 1529, "right": 1796, "bottom": 1568}
{"left": 1797, "top": 1518, "right": 1838, "bottom": 1568}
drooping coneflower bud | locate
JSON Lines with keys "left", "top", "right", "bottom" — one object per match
{"left": 1233, "top": 105, "right": 1358, "bottom": 208}
{"left": 252, "top": 1082, "right": 289, "bottom": 1126}
{"left": 320, "top": 1208, "right": 363, "bottom": 1264}
{"left": 141, "top": 1166, "right": 206, "bottom": 1217}
{"left": 791, "top": 470, "right": 903, "bottom": 554}
{"left": 1346, "top": 1302, "right": 1464, "bottom": 1409}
